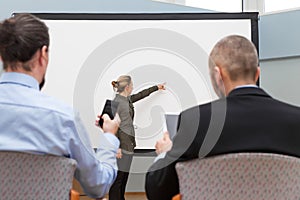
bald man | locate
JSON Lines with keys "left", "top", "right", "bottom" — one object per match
{"left": 145, "top": 35, "right": 300, "bottom": 200}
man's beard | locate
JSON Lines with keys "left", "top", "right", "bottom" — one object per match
{"left": 39, "top": 77, "right": 45, "bottom": 91}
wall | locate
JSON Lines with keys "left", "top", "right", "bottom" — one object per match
{"left": 0, "top": 0, "right": 205, "bottom": 20}
{"left": 259, "top": 9, "right": 300, "bottom": 106}
{"left": 260, "top": 57, "right": 300, "bottom": 106}
{"left": 0, "top": 0, "right": 208, "bottom": 77}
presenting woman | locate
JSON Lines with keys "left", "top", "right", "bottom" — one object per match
{"left": 108, "top": 75, "right": 165, "bottom": 200}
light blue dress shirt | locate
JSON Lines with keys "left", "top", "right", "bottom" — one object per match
{"left": 0, "top": 72, "right": 120, "bottom": 198}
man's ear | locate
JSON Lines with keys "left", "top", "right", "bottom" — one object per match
{"left": 213, "top": 65, "right": 226, "bottom": 97}
{"left": 214, "top": 66, "right": 223, "bottom": 86}
{"left": 255, "top": 66, "right": 260, "bottom": 82}
{"left": 39, "top": 45, "right": 48, "bottom": 67}
{"left": 0, "top": 56, "right": 2, "bottom": 72}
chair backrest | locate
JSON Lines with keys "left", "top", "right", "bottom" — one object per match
{"left": 0, "top": 151, "right": 77, "bottom": 200}
{"left": 175, "top": 153, "right": 300, "bottom": 200}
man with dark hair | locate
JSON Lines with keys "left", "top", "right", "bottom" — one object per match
{"left": 0, "top": 13, "right": 120, "bottom": 199}
{"left": 145, "top": 35, "right": 300, "bottom": 200}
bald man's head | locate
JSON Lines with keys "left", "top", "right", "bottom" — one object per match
{"left": 208, "top": 35, "right": 259, "bottom": 97}
{"left": 209, "top": 35, "right": 258, "bottom": 82}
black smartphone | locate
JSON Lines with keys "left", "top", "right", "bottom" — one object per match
{"left": 98, "top": 99, "right": 119, "bottom": 128}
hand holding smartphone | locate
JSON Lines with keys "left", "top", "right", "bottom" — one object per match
{"left": 98, "top": 99, "right": 119, "bottom": 128}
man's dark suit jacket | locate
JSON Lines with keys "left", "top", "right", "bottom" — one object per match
{"left": 145, "top": 87, "right": 300, "bottom": 200}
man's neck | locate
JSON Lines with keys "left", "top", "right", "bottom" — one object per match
{"left": 5, "top": 67, "right": 40, "bottom": 84}
{"left": 225, "top": 80, "right": 257, "bottom": 96}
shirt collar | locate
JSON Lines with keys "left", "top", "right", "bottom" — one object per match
{"left": 234, "top": 84, "right": 258, "bottom": 89}
{"left": 0, "top": 72, "right": 40, "bottom": 90}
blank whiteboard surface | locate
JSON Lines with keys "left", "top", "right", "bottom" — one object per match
{"left": 38, "top": 13, "right": 257, "bottom": 149}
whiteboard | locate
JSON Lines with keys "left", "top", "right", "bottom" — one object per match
{"left": 36, "top": 13, "right": 258, "bottom": 149}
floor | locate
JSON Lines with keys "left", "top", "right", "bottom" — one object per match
{"left": 124, "top": 193, "right": 147, "bottom": 200}
{"left": 73, "top": 179, "right": 147, "bottom": 200}
{"left": 79, "top": 193, "right": 147, "bottom": 200}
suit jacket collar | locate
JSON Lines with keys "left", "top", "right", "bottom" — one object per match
{"left": 228, "top": 87, "right": 271, "bottom": 98}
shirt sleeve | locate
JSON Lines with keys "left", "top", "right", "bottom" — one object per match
{"left": 154, "top": 152, "right": 167, "bottom": 162}
{"left": 68, "top": 111, "right": 119, "bottom": 198}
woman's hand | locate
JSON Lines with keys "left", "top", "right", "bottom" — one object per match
{"left": 116, "top": 148, "right": 122, "bottom": 159}
{"left": 157, "top": 82, "right": 166, "bottom": 90}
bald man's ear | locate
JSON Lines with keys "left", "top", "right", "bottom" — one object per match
{"left": 212, "top": 66, "right": 226, "bottom": 98}
{"left": 255, "top": 67, "right": 260, "bottom": 82}
{"left": 214, "top": 66, "right": 223, "bottom": 86}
